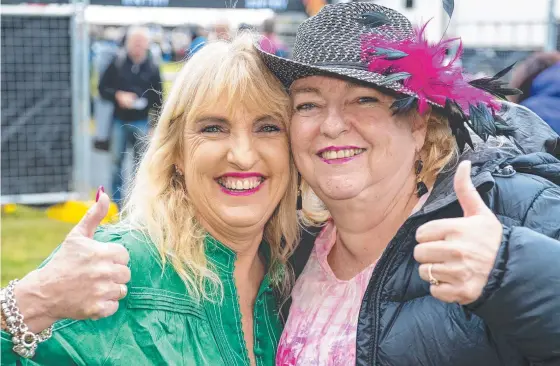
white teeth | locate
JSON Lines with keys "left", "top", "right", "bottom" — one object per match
{"left": 321, "top": 148, "right": 364, "bottom": 160}
{"left": 219, "top": 177, "right": 263, "bottom": 191}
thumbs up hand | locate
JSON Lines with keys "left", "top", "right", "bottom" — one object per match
{"left": 13, "top": 187, "right": 131, "bottom": 333}
{"left": 413, "top": 161, "right": 503, "bottom": 305}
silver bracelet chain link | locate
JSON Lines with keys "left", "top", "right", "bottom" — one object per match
{"left": 1, "top": 279, "right": 53, "bottom": 359}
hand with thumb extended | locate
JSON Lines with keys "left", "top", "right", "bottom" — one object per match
{"left": 413, "top": 161, "right": 503, "bottom": 305}
{"left": 14, "top": 187, "right": 131, "bottom": 332}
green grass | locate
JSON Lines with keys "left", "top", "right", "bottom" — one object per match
{"left": 1, "top": 206, "right": 74, "bottom": 286}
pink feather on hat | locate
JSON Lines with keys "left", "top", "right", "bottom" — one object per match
{"left": 361, "top": 20, "right": 501, "bottom": 115}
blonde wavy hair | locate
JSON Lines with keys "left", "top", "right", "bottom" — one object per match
{"left": 300, "top": 108, "right": 458, "bottom": 225}
{"left": 112, "top": 33, "right": 299, "bottom": 301}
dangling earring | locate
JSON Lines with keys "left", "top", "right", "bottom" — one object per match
{"left": 415, "top": 158, "right": 428, "bottom": 198}
{"left": 296, "top": 173, "right": 302, "bottom": 210}
{"left": 174, "top": 164, "right": 184, "bottom": 178}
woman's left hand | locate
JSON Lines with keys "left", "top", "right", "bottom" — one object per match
{"left": 414, "top": 160, "right": 503, "bottom": 305}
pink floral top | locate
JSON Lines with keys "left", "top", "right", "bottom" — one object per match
{"left": 277, "top": 194, "right": 429, "bottom": 366}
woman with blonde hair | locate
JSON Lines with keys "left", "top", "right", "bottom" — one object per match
{"left": 0, "top": 33, "right": 298, "bottom": 365}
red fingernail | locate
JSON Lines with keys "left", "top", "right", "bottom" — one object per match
{"left": 95, "top": 186, "right": 105, "bottom": 202}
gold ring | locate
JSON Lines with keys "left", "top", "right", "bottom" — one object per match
{"left": 119, "top": 284, "right": 128, "bottom": 299}
{"left": 428, "top": 264, "right": 440, "bottom": 286}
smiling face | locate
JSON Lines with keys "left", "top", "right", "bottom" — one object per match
{"left": 290, "top": 76, "right": 428, "bottom": 203}
{"left": 180, "top": 97, "right": 291, "bottom": 235}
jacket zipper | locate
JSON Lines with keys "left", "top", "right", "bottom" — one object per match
{"left": 363, "top": 223, "right": 414, "bottom": 365}
{"left": 361, "top": 171, "right": 495, "bottom": 364}
{"left": 364, "top": 206, "right": 475, "bottom": 364}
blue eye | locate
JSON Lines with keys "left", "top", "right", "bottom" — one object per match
{"left": 260, "top": 124, "right": 281, "bottom": 133}
{"left": 201, "top": 125, "right": 223, "bottom": 133}
{"left": 295, "top": 103, "right": 317, "bottom": 112}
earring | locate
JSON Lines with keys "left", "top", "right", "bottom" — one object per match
{"left": 415, "top": 159, "right": 428, "bottom": 198}
{"left": 296, "top": 173, "right": 302, "bottom": 210}
{"left": 174, "top": 164, "right": 183, "bottom": 177}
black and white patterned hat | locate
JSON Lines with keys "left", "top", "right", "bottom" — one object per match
{"left": 257, "top": 1, "right": 523, "bottom": 153}
{"left": 257, "top": 2, "right": 418, "bottom": 98}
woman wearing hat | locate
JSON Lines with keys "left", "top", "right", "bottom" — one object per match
{"left": 0, "top": 34, "right": 299, "bottom": 365}
{"left": 257, "top": 2, "right": 560, "bottom": 366}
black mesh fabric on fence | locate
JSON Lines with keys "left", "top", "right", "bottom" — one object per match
{"left": 1, "top": 15, "right": 73, "bottom": 197}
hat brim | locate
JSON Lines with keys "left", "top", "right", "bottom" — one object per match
{"left": 257, "top": 47, "right": 443, "bottom": 108}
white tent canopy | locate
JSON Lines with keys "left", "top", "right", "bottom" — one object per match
{"left": 85, "top": 5, "right": 275, "bottom": 27}
{"left": 1, "top": 4, "right": 276, "bottom": 27}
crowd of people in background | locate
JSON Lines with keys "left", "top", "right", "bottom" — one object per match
{"left": 88, "top": 18, "right": 560, "bottom": 210}
{"left": 90, "top": 18, "right": 287, "bottom": 66}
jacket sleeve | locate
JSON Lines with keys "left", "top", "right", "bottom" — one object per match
{"left": 98, "top": 57, "right": 119, "bottom": 102}
{"left": 468, "top": 186, "right": 560, "bottom": 364}
{"left": 1, "top": 310, "right": 127, "bottom": 365}
{"left": 0, "top": 230, "right": 130, "bottom": 365}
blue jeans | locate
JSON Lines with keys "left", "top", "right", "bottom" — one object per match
{"left": 110, "top": 119, "right": 149, "bottom": 208}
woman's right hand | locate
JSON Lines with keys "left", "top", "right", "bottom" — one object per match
{"left": 11, "top": 189, "right": 131, "bottom": 333}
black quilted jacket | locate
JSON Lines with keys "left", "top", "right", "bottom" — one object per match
{"left": 287, "top": 104, "right": 560, "bottom": 366}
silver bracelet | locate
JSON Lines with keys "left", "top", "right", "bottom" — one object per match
{"left": 1, "top": 279, "right": 53, "bottom": 359}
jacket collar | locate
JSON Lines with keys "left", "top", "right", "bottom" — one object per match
{"left": 417, "top": 136, "right": 522, "bottom": 217}
{"left": 204, "top": 235, "right": 271, "bottom": 276}
{"left": 419, "top": 101, "right": 560, "bottom": 216}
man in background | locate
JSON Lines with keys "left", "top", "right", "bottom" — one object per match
{"left": 213, "top": 20, "right": 231, "bottom": 41}
{"left": 98, "top": 26, "right": 163, "bottom": 208}
{"left": 188, "top": 24, "right": 208, "bottom": 57}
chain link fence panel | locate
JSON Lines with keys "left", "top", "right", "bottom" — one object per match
{"left": 1, "top": 7, "right": 89, "bottom": 204}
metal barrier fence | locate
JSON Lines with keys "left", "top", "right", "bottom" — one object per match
{"left": 1, "top": 4, "right": 90, "bottom": 205}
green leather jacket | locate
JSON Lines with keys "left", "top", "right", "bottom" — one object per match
{"left": 1, "top": 230, "right": 282, "bottom": 365}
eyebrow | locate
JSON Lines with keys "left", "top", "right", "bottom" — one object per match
{"left": 346, "top": 82, "right": 363, "bottom": 90}
{"left": 196, "top": 114, "right": 277, "bottom": 125}
{"left": 195, "top": 116, "right": 229, "bottom": 125}
{"left": 255, "top": 114, "right": 274, "bottom": 122}
{"left": 289, "top": 81, "right": 364, "bottom": 96}
{"left": 289, "top": 86, "right": 321, "bottom": 97}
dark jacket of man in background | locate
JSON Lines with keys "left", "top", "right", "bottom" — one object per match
{"left": 98, "top": 50, "right": 162, "bottom": 123}
{"left": 97, "top": 26, "right": 163, "bottom": 208}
